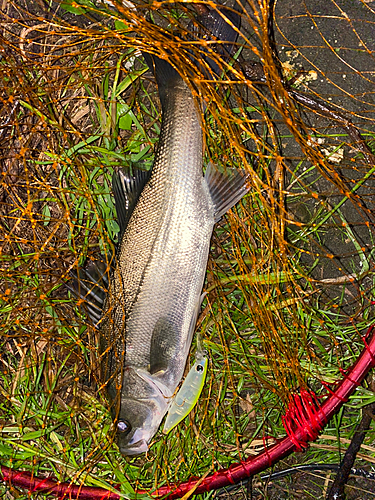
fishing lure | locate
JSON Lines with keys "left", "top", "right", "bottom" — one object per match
{"left": 163, "top": 351, "right": 208, "bottom": 434}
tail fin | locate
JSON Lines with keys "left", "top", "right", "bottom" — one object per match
{"left": 189, "top": 5, "right": 241, "bottom": 77}
{"left": 143, "top": 3, "right": 241, "bottom": 97}
{"left": 142, "top": 52, "right": 182, "bottom": 108}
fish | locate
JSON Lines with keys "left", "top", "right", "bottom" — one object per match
{"left": 72, "top": 4, "right": 248, "bottom": 455}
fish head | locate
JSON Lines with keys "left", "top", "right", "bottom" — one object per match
{"left": 115, "top": 367, "right": 171, "bottom": 455}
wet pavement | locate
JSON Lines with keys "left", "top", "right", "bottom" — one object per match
{"left": 271, "top": 0, "right": 375, "bottom": 311}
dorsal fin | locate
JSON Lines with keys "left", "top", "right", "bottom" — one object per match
{"left": 68, "top": 257, "right": 114, "bottom": 326}
{"left": 112, "top": 166, "right": 151, "bottom": 238}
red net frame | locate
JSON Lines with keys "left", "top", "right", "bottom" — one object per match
{"left": 1, "top": 329, "right": 374, "bottom": 499}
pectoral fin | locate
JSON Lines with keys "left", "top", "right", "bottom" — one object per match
{"left": 149, "top": 318, "right": 179, "bottom": 375}
{"left": 149, "top": 295, "right": 206, "bottom": 375}
{"left": 204, "top": 163, "right": 250, "bottom": 222}
{"left": 134, "top": 368, "right": 173, "bottom": 399}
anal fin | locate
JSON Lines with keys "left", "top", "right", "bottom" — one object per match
{"left": 204, "top": 163, "right": 250, "bottom": 222}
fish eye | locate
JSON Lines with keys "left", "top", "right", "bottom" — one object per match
{"left": 196, "top": 364, "right": 204, "bottom": 373}
{"left": 117, "top": 420, "right": 131, "bottom": 434}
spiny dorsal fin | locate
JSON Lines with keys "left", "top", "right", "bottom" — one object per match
{"left": 68, "top": 257, "right": 113, "bottom": 326}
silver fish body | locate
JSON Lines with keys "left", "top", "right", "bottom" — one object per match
{"left": 102, "top": 68, "right": 215, "bottom": 455}
{"left": 72, "top": 6, "right": 247, "bottom": 455}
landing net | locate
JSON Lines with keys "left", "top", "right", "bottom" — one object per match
{"left": 1, "top": 0, "right": 375, "bottom": 498}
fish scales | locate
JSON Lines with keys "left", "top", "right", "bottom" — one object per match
{"left": 100, "top": 71, "right": 216, "bottom": 454}
{"left": 72, "top": 5, "right": 247, "bottom": 455}
{"left": 105, "top": 78, "right": 212, "bottom": 379}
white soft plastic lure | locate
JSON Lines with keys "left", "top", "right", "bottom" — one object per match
{"left": 163, "top": 352, "right": 208, "bottom": 434}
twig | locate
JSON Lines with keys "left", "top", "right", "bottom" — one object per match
{"left": 326, "top": 401, "right": 375, "bottom": 500}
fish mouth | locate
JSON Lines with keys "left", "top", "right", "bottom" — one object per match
{"left": 120, "top": 438, "right": 149, "bottom": 456}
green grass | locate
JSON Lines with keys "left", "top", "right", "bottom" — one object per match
{"left": 1, "top": 1, "right": 375, "bottom": 499}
